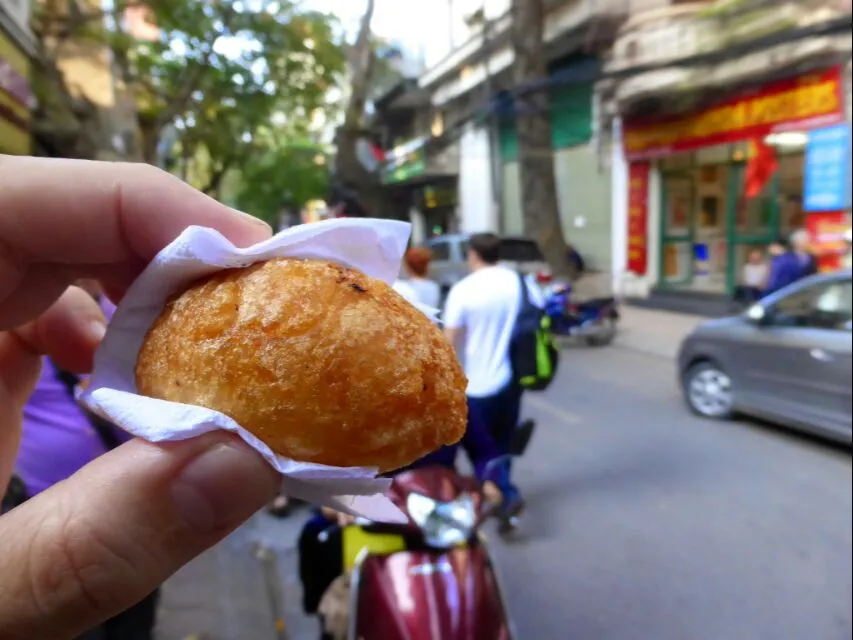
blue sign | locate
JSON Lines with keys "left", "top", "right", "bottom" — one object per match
{"left": 804, "top": 124, "right": 852, "bottom": 213}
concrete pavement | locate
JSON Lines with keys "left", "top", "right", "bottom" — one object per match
{"left": 614, "top": 305, "right": 705, "bottom": 360}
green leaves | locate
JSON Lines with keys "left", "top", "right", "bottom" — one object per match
{"left": 35, "top": 0, "right": 345, "bottom": 203}
{"left": 234, "top": 142, "right": 331, "bottom": 226}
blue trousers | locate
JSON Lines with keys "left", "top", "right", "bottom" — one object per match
{"left": 468, "top": 382, "right": 523, "bottom": 501}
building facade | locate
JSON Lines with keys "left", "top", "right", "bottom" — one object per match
{"left": 604, "top": 0, "right": 852, "bottom": 300}
{"left": 380, "top": 0, "right": 625, "bottom": 269}
{"left": 0, "top": 0, "right": 35, "bottom": 155}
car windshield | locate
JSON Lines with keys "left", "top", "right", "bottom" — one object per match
{"left": 500, "top": 239, "right": 543, "bottom": 263}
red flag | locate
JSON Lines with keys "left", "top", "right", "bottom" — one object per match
{"left": 744, "top": 138, "right": 778, "bottom": 199}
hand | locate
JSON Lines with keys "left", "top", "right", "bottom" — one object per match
{"left": 482, "top": 481, "right": 503, "bottom": 507}
{"left": 0, "top": 156, "right": 280, "bottom": 640}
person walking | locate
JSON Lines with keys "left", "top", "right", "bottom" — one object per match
{"left": 764, "top": 237, "right": 806, "bottom": 296}
{"left": 12, "top": 279, "right": 159, "bottom": 640}
{"left": 790, "top": 228, "right": 818, "bottom": 277}
{"left": 393, "top": 247, "right": 441, "bottom": 309}
{"left": 442, "top": 233, "right": 544, "bottom": 519}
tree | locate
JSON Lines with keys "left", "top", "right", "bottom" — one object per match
{"left": 510, "top": 0, "right": 577, "bottom": 280}
{"left": 234, "top": 139, "right": 331, "bottom": 228}
{"left": 30, "top": 1, "right": 345, "bottom": 169}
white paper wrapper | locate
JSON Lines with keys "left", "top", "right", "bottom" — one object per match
{"left": 81, "top": 218, "right": 429, "bottom": 523}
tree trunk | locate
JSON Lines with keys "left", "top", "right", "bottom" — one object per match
{"left": 332, "top": 0, "right": 391, "bottom": 218}
{"left": 510, "top": 0, "right": 577, "bottom": 281}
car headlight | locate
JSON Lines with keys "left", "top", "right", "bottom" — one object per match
{"left": 406, "top": 492, "right": 477, "bottom": 549}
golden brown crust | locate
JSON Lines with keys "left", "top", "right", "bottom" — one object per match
{"left": 135, "top": 258, "right": 467, "bottom": 471}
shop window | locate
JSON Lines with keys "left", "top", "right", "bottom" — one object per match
{"left": 663, "top": 175, "right": 691, "bottom": 235}
{"left": 661, "top": 153, "right": 693, "bottom": 172}
{"left": 662, "top": 243, "right": 692, "bottom": 282}
{"left": 699, "top": 196, "right": 721, "bottom": 228}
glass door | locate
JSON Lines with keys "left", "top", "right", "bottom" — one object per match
{"left": 659, "top": 171, "right": 695, "bottom": 287}
{"left": 726, "top": 162, "right": 780, "bottom": 294}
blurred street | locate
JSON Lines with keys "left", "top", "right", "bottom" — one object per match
{"left": 154, "top": 309, "right": 853, "bottom": 640}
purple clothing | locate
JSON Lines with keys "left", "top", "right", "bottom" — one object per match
{"left": 764, "top": 252, "right": 806, "bottom": 297}
{"left": 14, "top": 297, "right": 129, "bottom": 497}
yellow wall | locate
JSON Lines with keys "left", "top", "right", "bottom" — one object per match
{"left": 0, "top": 27, "right": 32, "bottom": 155}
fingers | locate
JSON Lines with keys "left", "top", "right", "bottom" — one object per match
{"left": 0, "top": 156, "right": 271, "bottom": 328}
{"left": 0, "top": 433, "right": 280, "bottom": 640}
{"left": 0, "top": 332, "right": 40, "bottom": 490}
{"left": 0, "top": 287, "right": 104, "bottom": 488}
{"left": 13, "top": 286, "right": 106, "bottom": 374}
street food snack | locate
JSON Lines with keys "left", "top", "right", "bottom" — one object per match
{"left": 135, "top": 258, "right": 467, "bottom": 471}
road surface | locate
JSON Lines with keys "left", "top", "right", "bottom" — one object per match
{"left": 155, "top": 345, "right": 852, "bottom": 640}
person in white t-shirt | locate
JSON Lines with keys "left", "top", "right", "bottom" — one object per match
{"left": 734, "top": 247, "right": 769, "bottom": 305}
{"left": 443, "top": 233, "right": 544, "bottom": 517}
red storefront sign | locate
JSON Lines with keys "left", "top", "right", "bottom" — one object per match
{"left": 624, "top": 67, "right": 845, "bottom": 160}
{"left": 806, "top": 211, "right": 849, "bottom": 273}
{"left": 627, "top": 162, "right": 651, "bottom": 275}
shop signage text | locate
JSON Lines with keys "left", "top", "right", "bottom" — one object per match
{"left": 806, "top": 211, "right": 849, "bottom": 273}
{"left": 804, "top": 124, "right": 852, "bottom": 213}
{"left": 627, "top": 162, "right": 650, "bottom": 275}
{"left": 624, "top": 67, "right": 844, "bottom": 160}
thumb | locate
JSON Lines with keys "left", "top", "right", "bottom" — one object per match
{"left": 0, "top": 433, "right": 280, "bottom": 640}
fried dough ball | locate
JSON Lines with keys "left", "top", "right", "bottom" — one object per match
{"left": 135, "top": 258, "right": 467, "bottom": 471}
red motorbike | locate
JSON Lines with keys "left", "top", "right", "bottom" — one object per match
{"left": 319, "top": 462, "right": 516, "bottom": 640}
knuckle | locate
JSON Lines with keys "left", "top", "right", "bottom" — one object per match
{"left": 27, "top": 506, "right": 135, "bottom": 620}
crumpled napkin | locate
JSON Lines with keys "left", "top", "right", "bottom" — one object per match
{"left": 81, "top": 218, "right": 425, "bottom": 522}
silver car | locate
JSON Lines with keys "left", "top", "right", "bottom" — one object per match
{"left": 424, "top": 234, "right": 549, "bottom": 297}
{"left": 678, "top": 271, "right": 852, "bottom": 443}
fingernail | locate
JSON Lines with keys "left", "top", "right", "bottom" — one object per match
{"left": 171, "top": 440, "right": 279, "bottom": 532}
{"left": 231, "top": 207, "right": 272, "bottom": 231}
{"left": 88, "top": 319, "right": 107, "bottom": 343}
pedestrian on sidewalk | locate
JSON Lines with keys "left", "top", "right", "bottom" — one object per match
{"left": 394, "top": 247, "right": 441, "bottom": 309}
{"left": 764, "top": 237, "right": 806, "bottom": 296}
{"left": 733, "top": 247, "right": 769, "bottom": 306}
{"left": 442, "top": 233, "right": 545, "bottom": 521}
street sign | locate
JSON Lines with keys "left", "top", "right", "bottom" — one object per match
{"left": 804, "top": 123, "right": 852, "bottom": 213}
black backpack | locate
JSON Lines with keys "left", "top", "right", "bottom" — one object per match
{"left": 509, "top": 272, "right": 559, "bottom": 392}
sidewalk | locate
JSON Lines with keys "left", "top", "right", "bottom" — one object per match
{"left": 154, "top": 511, "right": 317, "bottom": 640}
{"left": 613, "top": 305, "right": 705, "bottom": 360}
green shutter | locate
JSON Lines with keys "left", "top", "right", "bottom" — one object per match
{"left": 498, "top": 118, "right": 518, "bottom": 163}
{"left": 549, "top": 82, "right": 593, "bottom": 149}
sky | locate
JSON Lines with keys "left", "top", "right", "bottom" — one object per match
{"left": 304, "top": 0, "right": 454, "bottom": 67}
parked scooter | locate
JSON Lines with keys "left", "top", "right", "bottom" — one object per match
{"left": 312, "top": 422, "right": 536, "bottom": 640}
{"left": 335, "top": 466, "right": 514, "bottom": 640}
{"left": 537, "top": 272, "right": 619, "bottom": 346}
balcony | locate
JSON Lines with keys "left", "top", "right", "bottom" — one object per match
{"left": 420, "top": 0, "right": 628, "bottom": 107}
{"left": 604, "top": 0, "right": 852, "bottom": 112}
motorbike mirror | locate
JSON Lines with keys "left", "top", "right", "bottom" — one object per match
{"left": 509, "top": 419, "right": 536, "bottom": 456}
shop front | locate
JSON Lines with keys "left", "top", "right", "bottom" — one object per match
{"left": 623, "top": 67, "right": 850, "bottom": 296}
{"left": 382, "top": 136, "right": 459, "bottom": 243}
{"left": 0, "top": 16, "right": 32, "bottom": 156}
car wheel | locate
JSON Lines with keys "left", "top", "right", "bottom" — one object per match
{"left": 683, "top": 361, "right": 735, "bottom": 420}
